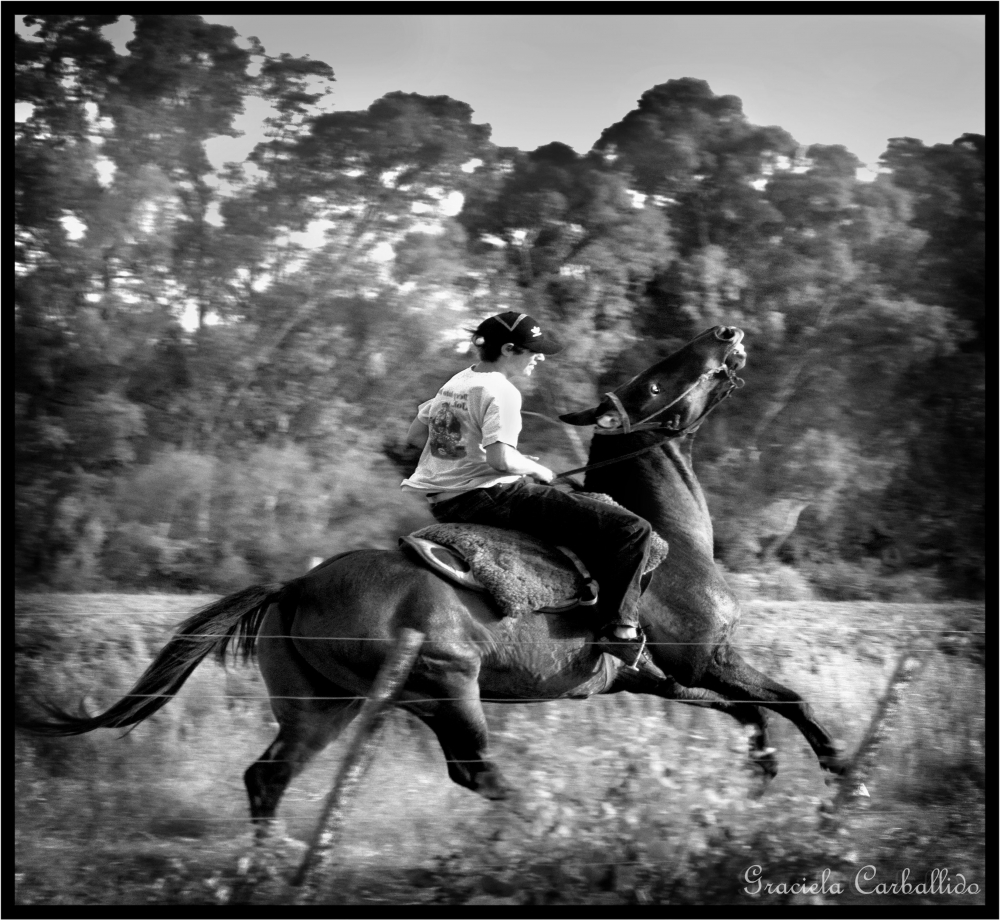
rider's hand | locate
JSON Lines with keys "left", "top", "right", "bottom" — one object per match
{"left": 530, "top": 464, "right": 557, "bottom": 485}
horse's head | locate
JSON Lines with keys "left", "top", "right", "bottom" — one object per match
{"left": 560, "top": 326, "right": 746, "bottom": 435}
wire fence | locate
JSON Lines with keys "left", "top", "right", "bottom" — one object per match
{"left": 17, "top": 628, "right": 983, "bottom": 707}
{"left": 11, "top": 811, "right": 953, "bottom": 827}
{"left": 22, "top": 686, "right": 982, "bottom": 704}
{"left": 19, "top": 627, "right": 986, "bottom": 642}
{"left": 13, "top": 536, "right": 986, "bottom": 891}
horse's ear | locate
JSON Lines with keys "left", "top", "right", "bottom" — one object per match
{"left": 559, "top": 406, "right": 603, "bottom": 426}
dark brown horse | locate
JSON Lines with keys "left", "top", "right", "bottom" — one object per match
{"left": 22, "top": 326, "right": 847, "bottom": 836}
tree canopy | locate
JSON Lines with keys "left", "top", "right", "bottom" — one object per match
{"left": 15, "top": 16, "right": 984, "bottom": 598}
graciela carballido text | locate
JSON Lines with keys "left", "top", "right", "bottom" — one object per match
{"left": 743, "top": 864, "right": 980, "bottom": 897}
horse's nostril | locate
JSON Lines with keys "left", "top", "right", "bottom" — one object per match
{"left": 715, "top": 326, "right": 736, "bottom": 341}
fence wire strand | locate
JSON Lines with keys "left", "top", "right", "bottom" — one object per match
{"left": 28, "top": 686, "right": 976, "bottom": 704}
{"left": 30, "top": 628, "right": 986, "bottom": 645}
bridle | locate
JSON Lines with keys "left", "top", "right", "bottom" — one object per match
{"left": 595, "top": 360, "right": 745, "bottom": 437}
{"left": 552, "top": 360, "right": 744, "bottom": 486}
{"left": 594, "top": 363, "right": 742, "bottom": 437}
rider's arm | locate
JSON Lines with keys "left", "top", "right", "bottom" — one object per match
{"left": 485, "top": 442, "right": 555, "bottom": 484}
{"left": 406, "top": 418, "right": 429, "bottom": 450}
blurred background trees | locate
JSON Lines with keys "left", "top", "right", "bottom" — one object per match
{"left": 15, "top": 15, "right": 984, "bottom": 597}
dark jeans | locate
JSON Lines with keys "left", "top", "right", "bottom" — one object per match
{"left": 431, "top": 479, "right": 653, "bottom": 629}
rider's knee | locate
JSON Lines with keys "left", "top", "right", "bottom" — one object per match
{"left": 620, "top": 513, "right": 653, "bottom": 543}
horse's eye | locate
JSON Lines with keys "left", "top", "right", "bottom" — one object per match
{"left": 649, "top": 383, "right": 661, "bottom": 396}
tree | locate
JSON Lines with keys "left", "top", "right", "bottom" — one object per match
{"left": 594, "top": 78, "right": 795, "bottom": 256}
{"left": 14, "top": 33, "right": 985, "bottom": 596}
{"left": 869, "top": 135, "right": 986, "bottom": 595}
{"left": 202, "top": 91, "right": 498, "bottom": 453}
{"left": 15, "top": 15, "right": 262, "bottom": 578}
{"left": 459, "top": 142, "right": 675, "bottom": 425}
{"left": 878, "top": 135, "right": 985, "bottom": 349}
{"left": 595, "top": 86, "right": 976, "bottom": 592}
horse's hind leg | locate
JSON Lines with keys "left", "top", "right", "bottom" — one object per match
{"left": 704, "top": 644, "right": 847, "bottom": 774}
{"left": 245, "top": 698, "right": 361, "bottom": 835}
{"left": 232, "top": 701, "right": 359, "bottom": 902}
{"left": 246, "top": 603, "right": 363, "bottom": 836}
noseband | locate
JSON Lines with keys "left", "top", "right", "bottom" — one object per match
{"left": 595, "top": 363, "right": 744, "bottom": 437}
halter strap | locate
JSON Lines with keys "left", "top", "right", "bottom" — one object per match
{"left": 595, "top": 365, "right": 742, "bottom": 437}
{"left": 602, "top": 391, "right": 633, "bottom": 434}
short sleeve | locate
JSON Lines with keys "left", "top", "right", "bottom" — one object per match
{"left": 415, "top": 398, "right": 434, "bottom": 423}
{"left": 480, "top": 383, "right": 522, "bottom": 448}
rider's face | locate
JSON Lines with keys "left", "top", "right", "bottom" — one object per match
{"left": 508, "top": 348, "right": 545, "bottom": 378}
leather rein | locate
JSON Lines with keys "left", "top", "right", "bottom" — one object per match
{"left": 552, "top": 363, "right": 744, "bottom": 487}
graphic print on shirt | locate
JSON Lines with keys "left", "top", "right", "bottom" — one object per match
{"left": 428, "top": 402, "right": 466, "bottom": 459}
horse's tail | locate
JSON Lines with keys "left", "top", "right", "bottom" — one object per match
{"left": 19, "top": 583, "right": 290, "bottom": 737}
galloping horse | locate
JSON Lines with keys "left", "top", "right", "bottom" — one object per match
{"left": 22, "top": 326, "right": 847, "bottom": 835}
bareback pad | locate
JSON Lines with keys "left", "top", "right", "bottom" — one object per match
{"left": 400, "top": 524, "right": 597, "bottom": 617}
{"left": 399, "top": 494, "right": 669, "bottom": 619}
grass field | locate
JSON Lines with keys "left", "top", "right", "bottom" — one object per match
{"left": 14, "top": 592, "right": 985, "bottom": 907}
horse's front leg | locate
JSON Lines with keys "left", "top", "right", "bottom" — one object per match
{"left": 662, "top": 676, "right": 777, "bottom": 780}
{"left": 403, "top": 647, "right": 512, "bottom": 802}
{"left": 620, "top": 662, "right": 778, "bottom": 780}
{"left": 704, "top": 643, "right": 848, "bottom": 775}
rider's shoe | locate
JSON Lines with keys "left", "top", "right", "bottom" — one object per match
{"left": 596, "top": 625, "right": 647, "bottom": 671}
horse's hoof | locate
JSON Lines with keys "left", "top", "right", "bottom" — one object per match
{"left": 748, "top": 770, "right": 774, "bottom": 798}
{"left": 820, "top": 752, "right": 851, "bottom": 775}
{"left": 475, "top": 769, "right": 512, "bottom": 802}
{"left": 747, "top": 747, "right": 778, "bottom": 781}
{"left": 823, "top": 776, "right": 868, "bottom": 804}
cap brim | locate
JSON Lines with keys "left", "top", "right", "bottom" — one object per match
{"left": 524, "top": 337, "right": 563, "bottom": 355}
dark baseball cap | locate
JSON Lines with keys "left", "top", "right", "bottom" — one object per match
{"left": 473, "top": 311, "right": 563, "bottom": 355}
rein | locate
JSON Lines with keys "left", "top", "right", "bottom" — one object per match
{"left": 552, "top": 436, "right": 671, "bottom": 486}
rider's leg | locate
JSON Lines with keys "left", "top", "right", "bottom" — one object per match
{"left": 433, "top": 480, "right": 653, "bottom": 646}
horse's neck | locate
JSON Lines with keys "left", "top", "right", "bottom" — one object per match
{"left": 586, "top": 436, "right": 713, "bottom": 553}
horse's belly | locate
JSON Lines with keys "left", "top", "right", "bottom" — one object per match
{"left": 478, "top": 654, "right": 611, "bottom": 700}
{"left": 477, "top": 618, "right": 612, "bottom": 700}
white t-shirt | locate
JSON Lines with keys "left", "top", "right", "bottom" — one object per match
{"left": 401, "top": 366, "right": 523, "bottom": 500}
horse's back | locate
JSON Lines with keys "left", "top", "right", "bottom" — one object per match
{"left": 294, "top": 547, "right": 487, "bottom": 638}
{"left": 282, "top": 547, "right": 610, "bottom": 700}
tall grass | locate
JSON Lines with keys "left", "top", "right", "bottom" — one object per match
{"left": 15, "top": 595, "right": 985, "bottom": 905}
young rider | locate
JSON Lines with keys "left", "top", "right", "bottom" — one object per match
{"left": 400, "top": 311, "right": 654, "bottom": 665}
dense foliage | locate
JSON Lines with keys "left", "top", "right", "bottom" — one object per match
{"left": 15, "top": 15, "right": 985, "bottom": 596}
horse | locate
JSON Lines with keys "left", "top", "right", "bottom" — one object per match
{"left": 20, "top": 325, "right": 848, "bottom": 839}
